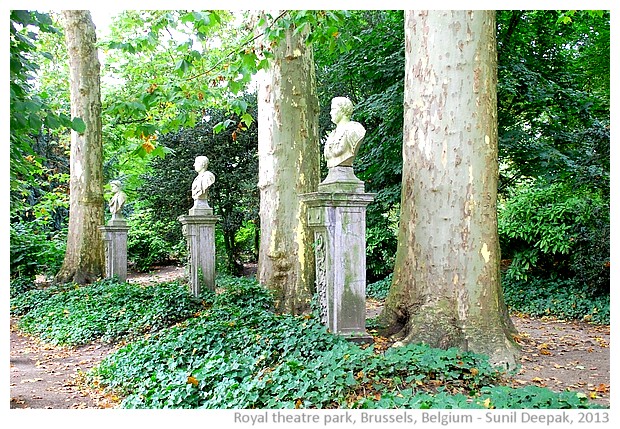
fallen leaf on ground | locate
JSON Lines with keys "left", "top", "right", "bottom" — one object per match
{"left": 593, "top": 384, "right": 609, "bottom": 393}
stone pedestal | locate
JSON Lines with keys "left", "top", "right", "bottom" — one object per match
{"left": 178, "top": 207, "right": 218, "bottom": 296}
{"left": 99, "top": 218, "right": 129, "bottom": 282}
{"left": 301, "top": 167, "right": 374, "bottom": 342}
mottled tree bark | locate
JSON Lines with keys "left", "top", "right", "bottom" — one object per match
{"left": 381, "top": 10, "right": 520, "bottom": 369}
{"left": 256, "top": 19, "right": 320, "bottom": 313}
{"left": 54, "top": 10, "right": 105, "bottom": 284}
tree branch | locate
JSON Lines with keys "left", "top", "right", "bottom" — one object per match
{"left": 498, "top": 11, "right": 523, "bottom": 63}
{"left": 114, "top": 117, "right": 148, "bottom": 125}
{"left": 185, "top": 10, "right": 289, "bottom": 82}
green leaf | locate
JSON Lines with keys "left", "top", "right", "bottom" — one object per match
{"left": 174, "top": 59, "right": 191, "bottom": 76}
{"left": 213, "top": 121, "right": 225, "bottom": 134}
{"left": 128, "top": 101, "right": 147, "bottom": 112}
{"left": 241, "top": 113, "right": 254, "bottom": 127}
{"left": 257, "top": 58, "right": 270, "bottom": 71}
{"left": 71, "top": 117, "right": 86, "bottom": 133}
{"left": 230, "top": 99, "right": 248, "bottom": 115}
{"left": 210, "top": 11, "right": 222, "bottom": 24}
{"left": 131, "top": 145, "right": 148, "bottom": 158}
{"left": 44, "top": 114, "right": 60, "bottom": 129}
{"left": 28, "top": 114, "right": 42, "bottom": 130}
{"left": 180, "top": 12, "right": 195, "bottom": 23}
{"left": 150, "top": 145, "right": 166, "bottom": 158}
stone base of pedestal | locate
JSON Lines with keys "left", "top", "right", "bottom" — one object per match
{"left": 189, "top": 199, "right": 212, "bottom": 216}
{"left": 300, "top": 189, "right": 374, "bottom": 342}
{"left": 343, "top": 332, "right": 374, "bottom": 344}
{"left": 178, "top": 211, "right": 218, "bottom": 296}
{"left": 99, "top": 221, "right": 129, "bottom": 282}
{"left": 319, "top": 166, "right": 364, "bottom": 193}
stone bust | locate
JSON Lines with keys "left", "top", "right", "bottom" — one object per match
{"left": 108, "top": 180, "right": 127, "bottom": 220}
{"left": 191, "top": 155, "right": 215, "bottom": 203}
{"left": 324, "top": 97, "right": 366, "bottom": 169}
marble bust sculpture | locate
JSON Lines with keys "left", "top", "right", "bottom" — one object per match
{"left": 190, "top": 155, "right": 215, "bottom": 213}
{"left": 320, "top": 97, "right": 366, "bottom": 193}
{"left": 324, "top": 97, "right": 366, "bottom": 169}
{"left": 108, "top": 180, "right": 127, "bottom": 221}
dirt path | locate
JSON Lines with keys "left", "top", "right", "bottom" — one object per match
{"left": 9, "top": 318, "right": 118, "bottom": 409}
{"left": 510, "top": 315, "right": 610, "bottom": 406}
{"left": 9, "top": 266, "right": 611, "bottom": 408}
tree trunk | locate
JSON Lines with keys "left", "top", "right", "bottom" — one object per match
{"left": 380, "top": 10, "right": 520, "bottom": 370}
{"left": 257, "top": 19, "right": 320, "bottom": 314}
{"left": 54, "top": 10, "right": 105, "bottom": 284}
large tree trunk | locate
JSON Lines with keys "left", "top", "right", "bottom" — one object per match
{"left": 380, "top": 10, "right": 520, "bottom": 370}
{"left": 257, "top": 18, "right": 320, "bottom": 314}
{"left": 55, "top": 10, "right": 105, "bottom": 284}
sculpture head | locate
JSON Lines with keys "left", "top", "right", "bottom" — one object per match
{"left": 194, "top": 155, "right": 209, "bottom": 173}
{"left": 330, "top": 97, "right": 354, "bottom": 124}
{"left": 110, "top": 180, "right": 122, "bottom": 192}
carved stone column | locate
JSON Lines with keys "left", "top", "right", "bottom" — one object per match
{"left": 301, "top": 167, "right": 374, "bottom": 342}
{"left": 178, "top": 207, "right": 218, "bottom": 296}
{"left": 99, "top": 218, "right": 129, "bottom": 282}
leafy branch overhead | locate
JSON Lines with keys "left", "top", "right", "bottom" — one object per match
{"left": 102, "top": 10, "right": 348, "bottom": 154}
{"left": 10, "top": 10, "right": 88, "bottom": 194}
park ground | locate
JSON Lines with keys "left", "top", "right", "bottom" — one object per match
{"left": 10, "top": 266, "right": 610, "bottom": 409}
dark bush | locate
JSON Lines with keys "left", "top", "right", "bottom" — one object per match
{"left": 138, "top": 100, "right": 259, "bottom": 274}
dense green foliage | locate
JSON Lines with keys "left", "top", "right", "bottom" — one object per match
{"left": 100, "top": 10, "right": 348, "bottom": 154}
{"left": 125, "top": 208, "right": 185, "bottom": 272}
{"left": 100, "top": 10, "right": 238, "bottom": 146}
{"left": 496, "top": 10, "right": 610, "bottom": 303}
{"left": 10, "top": 221, "right": 66, "bottom": 280}
{"left": 366, "top": 274, "right": 392, "bottom": 301}
{"left": 503, "top": 277, "right": 609, "bottom": 325}
{"left": 136, "top": 100, "right": 259, "bottom": 273}
{"left": 89, "top": 276, "right": 595, "bottom": 409}
{"left": 9, "top": 10, "right": 81, "bottom": 197}
{"left": 499, "top": 182, "right": 609, "bottom": 292}
{"left": 11, "top": 278, "right": 203, "bottom": 345}
{"left": 357, "top": 385, "right": 594, "bottom": 409}
{"left": 497, "top": 11, "right": 610, "bottom": 191}
{"left": 10, "top": 11, "right": 75, "bottom": 282}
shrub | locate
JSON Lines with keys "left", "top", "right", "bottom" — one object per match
{"left": 10, "top": 277, "right": 38, "bottom": 298}
{"left": 13, "top": 278, "right": 204, "bottom": 345}
{"left": 11, "top": 281, "right": 77, "bottom": 315}
{"left": 498, "top": 181, "right": 609, "bottom": 295}
{"left": 354, "top": 385, "right": 593, "bottom": 409}
{"left": 365, "top": 212, "right": 398, "bottom": 282}
{"left": 10, "top": 221, "right": 66, "bottom": 280}
{"left": 127, "top": 208, "right": 185, "bottom": 272}
{"left": 477, "top": 385, "right": 595, "bottom": 409}
{"left": 234, "top": 219, "right": 258, "bottom": 262}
